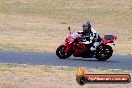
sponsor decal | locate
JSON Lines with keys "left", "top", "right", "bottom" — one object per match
{"left": 76, "top": 67, "right": 131, "bottom": 85}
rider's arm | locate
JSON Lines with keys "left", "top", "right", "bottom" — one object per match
{"left": 82, "top": 41, "right": 92, "bottom": 44}
{"left": 81, "top": 36, "right": 92, "bottom": 44}
{"left": 77, "top": 31, "right": 83, "bottom": 34}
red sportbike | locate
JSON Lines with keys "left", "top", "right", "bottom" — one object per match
{"left": 56, "top": 30, "right": 117, "bottom": 61}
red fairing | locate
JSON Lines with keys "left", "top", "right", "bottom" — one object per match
{"left": 73, "top": 43, "right": 88, "bottom": 57}
{"left": 62, "top": 31, "right": 89, "bottom": 56}
{"left": 63, "top": 39, "right": 71, "bottom": 53}
{"left": 102, "top": 35, "right": 117, "bottom": 44}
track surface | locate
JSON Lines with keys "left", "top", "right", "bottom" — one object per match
{"left": 0, "top": 50, "right": 132, "bottom": 70}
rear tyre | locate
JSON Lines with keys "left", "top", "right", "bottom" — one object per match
{"left": 56, "top": 45, "right": 73, "bottom": 59}
{"left": 96, "top": 45, "right": 113, "bottom": 61}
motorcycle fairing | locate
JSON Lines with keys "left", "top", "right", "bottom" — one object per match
{"left": 102, "top": 35, "right": 117, "bottom": 44}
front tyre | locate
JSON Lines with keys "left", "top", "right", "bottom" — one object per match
{"left": 56, "top": 45, "right": 73, "bottom": 59}
{"left": 96, "top": 45, "right": 113, "bottom": 61}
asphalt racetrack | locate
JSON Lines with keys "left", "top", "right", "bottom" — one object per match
{"left": 0, "top": 50, "right": 132, "bottom": 70}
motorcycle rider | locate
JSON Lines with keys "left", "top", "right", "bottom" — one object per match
{"left": 77, "top": 21, "right": 102, "bottom": 51}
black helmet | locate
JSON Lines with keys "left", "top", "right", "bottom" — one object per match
{"left": 82, "top": 21, "right": 91, "bottom": 32}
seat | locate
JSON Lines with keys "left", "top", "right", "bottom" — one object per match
{"left": 104, "top": 35, "right": 114, "bottom": 40}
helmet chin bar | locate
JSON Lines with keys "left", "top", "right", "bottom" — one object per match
{"left": 83, "top": 27, "right": 91, "bottom": 33}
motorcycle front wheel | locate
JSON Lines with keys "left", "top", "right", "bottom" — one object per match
{"left": 56, "top": 45, "right": 73, "bottom": 59}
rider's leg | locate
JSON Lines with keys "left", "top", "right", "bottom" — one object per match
{"left": 90, "top": 36, "right": 102, "bottom": 51}
{"left": 90, "top": 42, "right": 100, "bottom": 51}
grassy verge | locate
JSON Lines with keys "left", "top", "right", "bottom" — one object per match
{"left": 0, "top": 1, "right": 131, "bottom": 88}
{"left": 0, "top": 63, "right": 131, "bottom": 88}
{"left": 0, "top": 0, "right": 131, "bottom": 54}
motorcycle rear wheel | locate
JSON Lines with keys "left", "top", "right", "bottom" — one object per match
{"left": 56, "top": 45, "right": 73, "bottom": 59}
{"left": 96, "top": 45, "right": 113, "bottom": 61}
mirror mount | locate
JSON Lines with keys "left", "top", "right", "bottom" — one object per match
{"left": 68, "top": 26, "right": 71, "bottom": 31}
